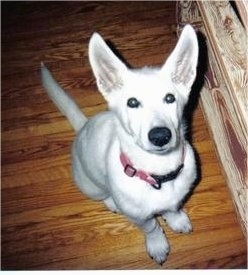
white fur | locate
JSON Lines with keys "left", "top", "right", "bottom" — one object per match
{"left": 41, "top": 25, "right": 199, "bottom": 265}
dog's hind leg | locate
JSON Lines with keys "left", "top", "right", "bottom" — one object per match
{"left": 103, "top": 197, "right": 120, "bottom": 213}
{"left": 72, "top": 153, "right": 109, "bottom": 201}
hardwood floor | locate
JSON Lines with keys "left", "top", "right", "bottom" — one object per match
{"left": 1, "top": 1, "right": 246, "bottom": 269}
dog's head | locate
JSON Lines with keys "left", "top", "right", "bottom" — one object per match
{"left": 89, "top": 25, "right": 198, "bottom": 154}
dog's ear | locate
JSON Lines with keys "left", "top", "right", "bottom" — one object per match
{"left": 89, "top": 33, "right": 127, "bottom": 98}
{"left": 161, "top": 25, "right": 198, "bottom": 95}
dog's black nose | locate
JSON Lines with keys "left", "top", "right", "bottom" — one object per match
{"left": 148, "top": 127, "right": 172, "bottom": 147}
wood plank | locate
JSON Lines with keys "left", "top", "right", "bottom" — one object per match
{"left": 198, "top": 0, "right": 247, "bottom": 136}
{"left": 177, "top": 0, "right": 247, "bottom": 237}
{"left": 198, "top": 1, "right": 247, "bottom": 237}
{"left": 235, "top": 0, "right": 248, "bottom": 30}
{"left": 1, "top": 1, "right": 246, "bottom": 269}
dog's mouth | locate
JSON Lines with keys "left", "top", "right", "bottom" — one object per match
{"left": 139, "top": 138, "right": 178, "bottom": 155}
{"left": 147, "top": 145, "right": 175, "bottom": 155}
{"left": 134, "top": 135, "right": 178, "bottom": 156}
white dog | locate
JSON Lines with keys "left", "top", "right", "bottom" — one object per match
{"left": 41, "top": 24, "right": 199, "bottom": 265}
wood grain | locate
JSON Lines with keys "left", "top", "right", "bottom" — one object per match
{"left": 177, "top": 0, "right": 247, "bottom": 237}
{"left": 235, "top": 0, "right": 248, "bottom": 30}
{"left": 1, "top": 1, "right": 247, "bottom": 269}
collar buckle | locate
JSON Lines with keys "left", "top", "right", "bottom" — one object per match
{"left": 124, "top": 164, "right": 137, "bottom": 177}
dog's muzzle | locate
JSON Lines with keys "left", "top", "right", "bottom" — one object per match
{"left": 148, "top": 127, "right": 172, "bottom": 147}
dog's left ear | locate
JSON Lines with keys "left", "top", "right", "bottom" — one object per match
{"left": 161, "top": 25, "right": 198, "bottom": 95}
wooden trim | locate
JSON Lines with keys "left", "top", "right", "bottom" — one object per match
{"left": 177, "top": 0, "right": 247, "bottom": 237}
{"left": 235, "top": 0, "right": 248, "bottom": 30}
{"left": 197, "top": 1, "right": 247, "bottom": 136}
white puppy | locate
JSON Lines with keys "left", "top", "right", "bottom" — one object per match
{"left": 41, "top": 24, "right": 199, "bottom": 265}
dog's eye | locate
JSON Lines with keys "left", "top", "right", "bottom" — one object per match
{"left": 127, "top": 97, "right": 140, "bottom": 108}
{"left": 164, "top": 93, "right": 175, "bottom": 104}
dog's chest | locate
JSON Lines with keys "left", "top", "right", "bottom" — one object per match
{"left": 106, "top": 142, "right": 195, "bottom": 218}
{"left": 108, "top": 159, "right": 186, "bottom": 218}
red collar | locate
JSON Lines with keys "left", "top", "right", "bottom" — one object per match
{"left": 120, "top": 144, "right": 185, "bottom": 190}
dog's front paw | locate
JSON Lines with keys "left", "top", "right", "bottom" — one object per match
{"left": 163, "top": 210, "right": 192, "bottom": 233}
{"left": 145, "top": 227, "right": 170, "bottom": 265}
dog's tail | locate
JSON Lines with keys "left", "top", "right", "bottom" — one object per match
{"left": 41, "top": 63, "right": 87, "bottom": 132}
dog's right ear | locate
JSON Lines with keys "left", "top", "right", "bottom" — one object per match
{"left": 89, "top": 33, "right": 128, "bottom": 99}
